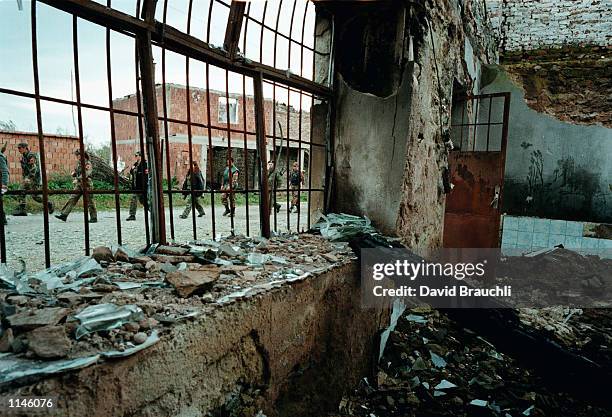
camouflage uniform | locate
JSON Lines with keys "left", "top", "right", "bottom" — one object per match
{"left": 221, "top": 164, "right": 239, "bottom": 216}
{"left": 267, "top": 165, "right": 282, "bottom": 214}
{"left": 15, "top": 150, "right": 52, "bottom": 215}
{"left": 128, "top": 158, "right": 148, "bottom": 218}
{"left": 0, "top": 151, "right": 8, "bottom": 224}
{"left": 58, "top": 158, "right": 97, "bottom": 222}
{"left": 180, "top": 169, "right": 206, "bottom": 219}
{"left": 288, "top": 168, "right": 304, "bottom": 212}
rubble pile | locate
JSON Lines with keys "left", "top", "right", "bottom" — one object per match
{"left": 496, "top": 248, "right": 612, "bottom": 307}
{"left": 331, "top": 306, "right": 612, "bottom": 417}
{"left": 0, "top": 233, "right": 353, "bottom": 387}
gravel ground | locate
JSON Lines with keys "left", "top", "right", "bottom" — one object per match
{"left": 3, "top": 202, "right": 310, "bottom": 272}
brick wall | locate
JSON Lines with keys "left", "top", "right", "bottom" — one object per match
{"left": 488, "top": 0, "right": 612, "bottom": 52}
{"left": 113, "top": 84, "right": 311, "bottom": 188}
{"left": 0, "top": 131, "right": 79, "bottom": 184}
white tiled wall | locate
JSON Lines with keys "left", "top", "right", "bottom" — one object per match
{"left": 501, "top": 215, "right": 612, "bottom": 255}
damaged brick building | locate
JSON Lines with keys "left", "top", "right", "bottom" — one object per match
{"left": 0, "top": 0, "right": 611, "bottom": 416}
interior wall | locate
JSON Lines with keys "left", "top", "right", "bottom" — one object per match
{"left": 325, "top": 0, "right": 497, "bottom": 247}
{"left": 482, "top": 66, "right": 612, "bottom": 223}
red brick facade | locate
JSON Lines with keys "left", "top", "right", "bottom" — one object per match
{"left": 113, "top": 84, "right": 310, "bottom": 187}
{"left": 0, "top": 131, "right": 79, "bottom": 184}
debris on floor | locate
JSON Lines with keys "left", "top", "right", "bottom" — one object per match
{"left": 0, "top": 232, "right": 354, "bottom": 387}
{"left": 331, "top": 306, "right": 612, "bottom": 417}
{"left": 496, "top": 248, "right": 612, "bottom": 307}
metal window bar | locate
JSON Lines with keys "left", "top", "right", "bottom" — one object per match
{"left": 450, "top": 93, "right": 511, "bottom": 153}
{"left": 0, "top": 0, "right": 331, "bottom": 268}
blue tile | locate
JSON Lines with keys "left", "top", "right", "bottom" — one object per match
{"left": 550, "top": 220, "right": 567, "bottom": 235}
{"left": 503, "top": 216, "right": 519, "bottom": 231}
{"left": 518, "top": 217, "right": 535, "bottom": 233}
{"left": 582, "top": 237, "right": 599, "bottom": 249}
{"left": 533, "top": 218, "right": 551, "bottom": 234}
{"left": 564, "top": 236, "right": 582, "bottom": 249}
{"left": 532, "top": 232, "right": 549, "bottom": 248}
{"left": 566, "top": 221, "right": 584, "bottom": 237}
{"left": 502, "top": 229, "right": 518, "bottom": 245}
{"left": 548, "top": 234, "right": 566, "bottom": 247}
{"left": 600, "top": 239, "right": 612, "bottom": 249}
{"left": 501, "top": 241, "right": 517, "bottom": 249}
{"left": 517, "top": 231, "right": 533, "bottom": 248}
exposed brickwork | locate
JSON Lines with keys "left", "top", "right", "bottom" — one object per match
{"left": 501, "top": 45, "right": 612, "bottom": 127}
{"left": 488, "top": 0, "right": 612, "bottom": 52}
{"left": 0, "top": 131, "right": 79, "bottom": 184}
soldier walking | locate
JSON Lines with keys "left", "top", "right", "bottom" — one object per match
{"left": 180, "top": 161, "right": 206, "bottom": 219}
{"left": 126, "top": 151, "right": 148, "bottom": 221}
{"left": 221, "top": 156, "right": 239, "bottom": 217}
{"left": 13, "top": 142, "right": 54, "bottom": 216}
{"left": 0, "top": 144, "right": 8, "bottom": 225}
{"left": 55, "top": 149, "right": 97, "bottom": 223}
{"left": 288, "top": 161, "right": 304, "bottom": 213}
{"left": 267, "top": 160, "right": 282, "bottom": 214}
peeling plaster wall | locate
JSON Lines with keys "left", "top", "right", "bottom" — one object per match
{"left": 327, "top": 0, "right": 497, "bottom": 248}
{"left": 481, "top": 66, "right": 612, "bottom": 223}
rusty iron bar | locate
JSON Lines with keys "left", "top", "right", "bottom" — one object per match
{"left": 30, "top": 0, "right": 52, "bottom": 267}
{"left": 72, "top": 14, "right": 92, "bottom": 256}
{"left": 224, "top": 1, "right": 246, "bottom": 60}
{"left": 107, "top": 0, "right": 123, "bottom": 246}
{"left": 253, "top": 72, "right": 271, "bottom": 239}
{"left": 134, "top": 20, "right": 152, "bottom": 246}
{"left": 137, "top": 0, "right": 166, "bottom": 244}
{"left": 224, "top": 70, "right": 235, "bottom": 233}
{"left": 242, "top": 1, "right": 251, "bottom": 237}
{"left": 186, "top": 0, "right": 198, "bottom": 240}
{"left": 205, "top": 0, "right": 217, "bottom": 239}
{"left": 161, "top": 0, "right": 175, "bottom": 240}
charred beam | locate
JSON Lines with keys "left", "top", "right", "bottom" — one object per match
{"left": 223, "top": 1, "right": 246, "bottom": 60}
{"left": 137, "top": 0, "right": 166, "bottom": 244}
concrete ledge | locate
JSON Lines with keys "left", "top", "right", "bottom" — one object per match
{"left": 5, "top": 262, "right": 389, "bottom": 417}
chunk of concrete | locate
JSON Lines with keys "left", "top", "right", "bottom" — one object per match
{"left": 166, "top": 267, "right": 220, "bottom": 298}
{"left": 152, "top": 254, "right": 197, "bottom": 264}
{"left": 7, "top": 307, "right": 69, "bottom": 331}
{"left": 26, "top": 325, "right": 71, "bottom": 359}
{"left": 0, "top": 328, "right": 14, "bottom": 352}
{"left": 156, "top": 245, "right": 189, "bottom": 256}
{"left": 92, "top": 246, "right": 114, "bottom": 263}
{"left": 115, "top": 247, "right": 130, "bottom": 262}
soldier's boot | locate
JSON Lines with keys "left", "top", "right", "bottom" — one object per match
{"left": 179, "top": 213, "right": 188, "bottom": 219}
{"left": 275, "top": 203, "right": 281, "bottom": 213}
{"left": 89, "top": 218, "right": 97, "bottom": 223}
{"left": 47, "top": 201, "right": 54, "bottom": 214}
{"left": 55, "top": 214, "right": 67, "bottom": 222}
{"left": 126, "top": 215, "right": 136, "bottom": 221}
{"left": 198, "top": 211, "right": 205, "bottom": 217}
{"left": 222, "top": 204, "right": 231, "bottom": 216}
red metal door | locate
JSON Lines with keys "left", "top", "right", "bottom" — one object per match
{"left": 443, "top": 93, "right": 511, "bottom": 248}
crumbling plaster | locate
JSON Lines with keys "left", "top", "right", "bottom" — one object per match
{"left": 327, "top": 0, "right": 497, "bottom": 249}
{"left": 3, "top": 263, "right": 388, "bottom": 417}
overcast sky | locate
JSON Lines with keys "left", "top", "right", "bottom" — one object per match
{"left": 0, "top": 0, "right": 316, "bottom": 146}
